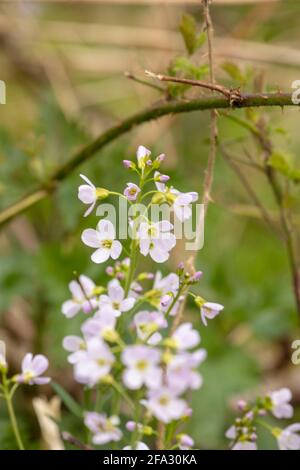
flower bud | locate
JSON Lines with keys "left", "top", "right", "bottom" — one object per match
{"left": 95, "top": 188, "right": 110, "bottom": 199}
{"left": 189, "top": 271, "right": 203, "bottom": 283}
{"left": 102, "top": 329, "right": 120, "bottom": 344}
{"left": 151, "top": 192, "right": 166, "bottom": 204}
{"left": 123, "top": 160, "right": 136, "bottom": 170}
{"left": 194, "top": 295, "right": 206, "bottom": 308}
{"left": 237, "top": 400, "right": 248, "bottom": 411}
{"left": 0, "top": 341, "right": 7, "bottom": 373}
{"left": 126, "top": 421, "right": 136, "bottom": 432}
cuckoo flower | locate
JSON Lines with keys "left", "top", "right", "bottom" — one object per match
{"left": 166, "top": 349, "right": 206, "bottom": 394}
{"left": 143, "top": 387, "right": 187, "bottom": 424}
{"left": 82, "top": 219, "right": 122, "bottom": 264}
{"left": 269, "top": 388, "right": 293, "bottom": 419}
{"left": 137, "top": 221, "right": 176, "bottom": 263}
{"left": 122, "top": 345, "right": 162, "bottom": 390}
{"left": 232, "top": 441, "right": 257, "bottom": 451}
{"left": 153, "top": 271, "right": 180, "bottom": 316}
{"left": 78, "top": 174, "right": 98, "bottom": 217}
{"left": 0, "top": 340, "right": 7, "bottom": 371}
{"left": 74, "top": 337, "right": 114, "bottom": 386}
{"left": 172, "top": 190, "right": 198, "bottom": 222}
{"left": 170, "top": 323, "right": 200, "bottom": 351}
{"left": 154, "top": 173, "right": 198, "bottom": 221}
{"left": 178, "top": 434, "right": 194, "bottom": 450}
{"left": 226, "top": 426, "right": 257, "bottom": 451}
{"left": 277, "top": 424, "right": 300, "bottom": 450}
{"left": 123, "top": 442, "right": 149, "bottom": 450}
{"left": 133, "top": 310, "right": 167, "bottom": 345}
{"left": 81, "top": 310, "right": 117, "bottom": 340}
{"left": 62, "top": 275, "right": 98, "bottom": 318}
{"left": 199, "top": 301, "right": 224, "bottom": 326}
{"left": 84, "top": 412, "right": 122, "bottom": 445}
{"left": 78, "top": 174, "right": 109, "bottom": 217}
{"left": 98, "top": 279, "right": 135, "bottom": 317}
{"left": 137, "top": 145, "right": 151, "bottom": 169}
{"left": 124, "top": 183, "right": 141, "bottom": 201}
{"left": 63, "top": 335, "right": 86, "bottom": 364}
{"left": 15, "top": 353, "right": 50, "bottom": 385}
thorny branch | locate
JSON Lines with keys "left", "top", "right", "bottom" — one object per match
{"left": 0, "top": 94, "right": 297, "bottom": 229}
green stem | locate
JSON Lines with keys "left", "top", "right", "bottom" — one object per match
{"left": 111, "top": 380, "right": 134, "bottom": 410}
{"left": 3, "top": 385, "right": 24, "bottom": 450}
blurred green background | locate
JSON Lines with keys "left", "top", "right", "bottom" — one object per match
{"left": 0, "top": 0, "right": 300, "bottom": 450}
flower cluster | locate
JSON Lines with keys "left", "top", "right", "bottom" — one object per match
{"left": 0, "top": 340, "right": 50, "bottom": 450}
{"left": 61, "top": 146, "right": 224, "bottom": 449}
{"left": 226, "top": 388, "right": 300, "bottom": 450}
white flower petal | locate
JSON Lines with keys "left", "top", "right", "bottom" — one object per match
{"left": 91, "top": 248, "right": 110, "bottom": 264}
{"left": 111, "top": 240, "right": 122, "bottom": 260}
{"left": 81, "top": 229, "right": 100, "bottom": 248}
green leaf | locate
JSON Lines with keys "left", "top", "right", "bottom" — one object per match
{"left": 179, "top": 14, "right": 206, "bottom": 55}
{"left": 180, "top": 14, "right": 197, "bottom": 55}
{"left": 268, "top": 151, "right": 300, "bottom": 182}
{"left": 221, "top": 61, "right": 245, "bottom": 84}
{"left": 189, "top": 348, "right": 260, "bottom": 449}
{"left": 195, "top": 31, "right": 207, "bottom": 50}
{"left": 51, "top": 382, "right": 83, "bottom": 419}
{"left": 170, "top": 57, "right": 208, "bottom": 80}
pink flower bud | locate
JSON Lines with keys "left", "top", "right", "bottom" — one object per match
{"left": 126, "top": 421, "right": 136, "bottom": 432}
{"left": 237, "top": 400, "right": 248, "bottom": 411}
{"left": 123, "top": 160, "right": 132, "bottom": 169}
{"left": 158, "top": 174, "right": 170, "bottom": 183}
{"left": 106, "top": 266, "right": 114, "bottom": 276}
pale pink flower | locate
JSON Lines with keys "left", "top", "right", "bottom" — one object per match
{"left": 78, "top": 174, "right": 97, "bottom": 217}
{"left": 200, "top": 302, "right": 224, "bottom": 326}
{"left": 154, "top": 174, "right": 198, "bottom": 221}
{"left": 232, "top": 441, "right": 257, "bottom": 450}
{"left": 98, "top": 279, "right": 135, "bottom": 317}
{"left": 15, "top": 353, "right": 50, "bottom": 385}
{"left": 154, "top": 271, "right": 180, "bottom": 316}
{"left": 138, "top": 221, "right": 176, "bottom": 263}
{"left": 122, "top": 345, "right": 162, "bottom": 390}
{"left": 62, "top": 275, "right": 98, "bottom": 318}
{"left": 166, "top": 349, "right": 206, "bottom": 393}
{"left": 133, "top": 310, "right": 167, "bottom": 345}
{"left": 172, "top": 190, "right": 198, "bottom": 222}
{"left": 62, "top": 335, "right": 86, "bottom": 364}
{"left": 171, "top": 323, "right": 200, "bottom": 350}
{"left": 178, "top": 434, "right": 194, "bottom": 450}
{"left": 137, "top": 145, "right": 151, "bottom": 169}
{"left": 0, "top": 341, "right": 7, "bottom": 371}
{"left": 277, "top": 423, "right": 300, "bottom": 450}
{"left": 84, "top": 412, "right": 122, "bottom": 445}
{"left": 124, "top": 183, "right": 141, "bottom": 201}
{"left": 123, "top": 442, "right": 149, "bottom": 450}
{"left": 81, "top": 219, "right": 122, "bottom": 264}
{"left": 143, "top": 387, "right": 187, "bottom": 423}
{"left": 81, "top": 310, "right": 117, "bottom": 340}
{"left": 269, "top": 388, "right": 293, "bottom": 419}
{"left": 226, "top": 426, "right": 257, "bottom": 450}
{"left": 74, "top": 337, "right": 114, "bottom": 386}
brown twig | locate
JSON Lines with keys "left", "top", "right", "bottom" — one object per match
{"left": 145, "top": 69, "right": 243, "bottom": 106}
{"left": 256, "top": 120, "right": 300, "bottom": 317}
{"left": 0, "top": 92, "right": 297, "bottom": 230}
{"left": 61, "top": 431, "right": 93, "bottom": 450}
{"left": 125, "top": 71, "right": 165, "bottom": 93}
{"left": 219, "top": 143, "right": 280, "bottom": 236}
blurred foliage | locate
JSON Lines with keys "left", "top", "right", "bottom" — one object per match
{"left": 0, "top": 0, "right": 300, "bottom": 450}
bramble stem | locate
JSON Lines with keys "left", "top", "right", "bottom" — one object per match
{"left": 0, "top": 93, "right": 297, "bottom": 229}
